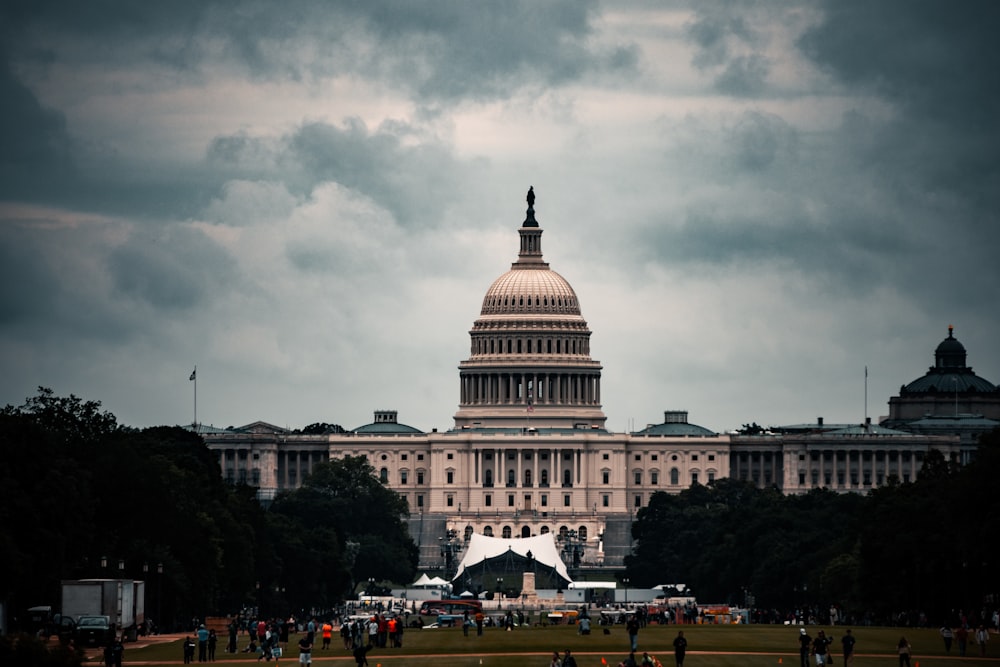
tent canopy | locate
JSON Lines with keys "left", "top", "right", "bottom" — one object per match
{"left": 453, "top": 532, "right": 572, "bottom": 583}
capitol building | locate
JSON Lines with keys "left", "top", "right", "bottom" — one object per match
{"left": 200, "top": 190, "right": 998, "bottom": 573}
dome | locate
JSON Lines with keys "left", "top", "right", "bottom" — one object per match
{"left": 480, "top": 268, "right": 580, "bottom": 316}
{"left": 934, "top": 325, "right": 967, "bottom": 368}
{"left": 900, "top": 326, "right": 996, "bottom": 394}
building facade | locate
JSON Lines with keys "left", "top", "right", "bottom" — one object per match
{"left": 200, "top": 191, "right": 989, "bottom": 573}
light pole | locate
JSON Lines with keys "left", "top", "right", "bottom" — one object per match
{"left": 156, "top": 563, "right": 163, "bottom": 633}
{"left": 496, "top": 578, "right": 503, "bottom": 609}
{"left": 622, "top": 577, "right": 630, "bottom": 607}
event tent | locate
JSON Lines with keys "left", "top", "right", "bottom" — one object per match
{"left": 452, "top": 532, "right": 572, "bottom": 586}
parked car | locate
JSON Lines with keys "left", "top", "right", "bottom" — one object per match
{"left": 74, "top": 615, "right": 113, "bottom": 646}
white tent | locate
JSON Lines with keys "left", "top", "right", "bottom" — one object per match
{"left": 452, "top": 532, "right": 572, "bottom": 583}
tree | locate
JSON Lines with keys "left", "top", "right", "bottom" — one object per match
{"left": 269, "top": 456, "right": 418, "bottom": 596}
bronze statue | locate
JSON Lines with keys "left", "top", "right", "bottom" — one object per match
{"left": 526, "top": 186, "right": 535, "bottom": 208}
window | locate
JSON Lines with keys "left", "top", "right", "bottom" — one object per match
{"left": 578, "top": 526, "right": 588, "bottom": 540}
{"left": 691, "top": 472, "right": 699, "bottom": 485}
{"left": 417, "top": 494, "right": 424, "bottom": 508}
{"left": 651, "top": 454, "right": 658, "bottom": 461}
{"left": 541, "top": 469, "right": 549, "bottom": 486}
{"left": 417, "top": 471, "right": 425, "bottom": 485}
{"left": 602, "top": 470, "right": 610, "bottom": 484}
{"left": 417, "top": 454, "right": 424, "bottom": 460}
{"left": 692, "top": 454, "right": 699, "bottom": 461}
{"left": 602, "top": 494, "right": 610, "bottom": 507}
{"left": 507, "top": 470, "right": 515, "bottom": 487}
{"left": 603, "top": 453, "right": 610, "bottom": 460}
{"left": 635, "top": 494, "right": 642, "bottom": 507}
{"left": 540, "top": 526, "right": 550, "bottom": 534}
{"left": 502, "top": 526, "right": 512, "bottom": 539}
{"left": 563, "top": 470, "right": 572, "bottom": 487}
{"left": 670, "top": 468, "right": 679, "bottom": 485}
{"left": 401, "top": 454, "right": 408, "bottom": 461}
{"left": 508, "top": 494, "right": 514, "bottom": 507}
{"left": 400, "top": 470, "right": 408, "bottom": 485}
{"left": 564, "top": 494, "right": 571, "bottom": 507}
{"left": 446, "top": 495, "right": 454, "bottom": 507}
{"left": 524, "top": 469, "right": 532, "bottom": 486}
{"left": 484, "top": 469, "right": 493, "bottom": 487}
{"left": 708, "top": 471, "right": 715, "bottom": 483}
{"left": 541, "top": 494, "right": 548, "bottom": 507}
{"left": 447, "top": 471, "right": 454, "bottom": 484}
{"left": 447, "top": 453, "right": 454, "bottom": 460}
{"left": 485, "top": 494, "right": 492, "bottom": 506}
{"left": 634, "top": 471, "right": 642, "bottom": 485}
{"left": 634, "top": 454, "right": 641, "bottom": 461}
{"left": 651, "top": 472, "right": 659, "bottom": 485}
{"left": 484, "top": 525, "right": 494, "bottom": 537}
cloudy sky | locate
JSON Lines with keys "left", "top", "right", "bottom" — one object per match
{"left": 2, "top": 0, "right": 997, "bottom": 434}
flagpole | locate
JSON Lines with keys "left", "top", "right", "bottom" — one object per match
{"left": 864, "top": 365, "right": 868, "bottom": 429}
{"left": 190, "top": 365, "right": 198, "bottom": 429}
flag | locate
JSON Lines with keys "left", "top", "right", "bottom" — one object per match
{"left": 189, "top": 369, "right": 196, "bottom": 381}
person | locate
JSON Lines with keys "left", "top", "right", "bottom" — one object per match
{"left": 627, "top": 615, "right": 640, "bottom": 652}
{"left": 228, "top": 620, "right": 239, "bottom": 653}
{"left": 812, "top": 629, "right": 831, "bottom": 666}
{"left": 463, "top": 610, "right": 471, "bottom": 636}
{"left": 976, "top": 625, "right": 989, "bottom": 656}
{"left": 110, "top": 637, "right": 124, "bottom": 667}
{"left": 198, "top": 623, "right": 210, "bottom": 662}
{"left": 321, "top": 620, "right": 332, "bottom": 649}
{"left": 550, "top": 651, "right": 562, "bottom": 667}
{"left": 673, "top": 630, "right": 688, "bottom": 667}
{"left": 621, "top": 652, "right": 638, "bottom": 667}
{"left": 897, "top": 636, "right": 911, "bottom": 667}
{"left": 841, "top": 628, "right": 855, "bottom": 666}
{"left": 353, "top": 643, "right": 371, "bottom": 667}
{"left": 183, "top": 635, "right": 196, "bottom": 664}
{"left": 940, "top": 626, "right": 953, "bottom": 653}
{"left": 208, "top": 628, "right": 218, "bottom": 661}
{"left": 475, "top": 610, "right": 485, "bottom": 636}
{"left": 562, "top": 649, "right": 578, "bottom": 667}
{"left": 579, "top": 615, "right": 591, "bottom": 635}
{"left": 955, "top": 625, "right": 969, "bottom": 656}
{"left": 799, "top": 628, "right": 812, "bottom": 667}
{"left": 297, "top": 632, "right": 312, "bottom": 666}
{"left": 641, "top": 653, "right": 656, "bottom": 667}
{"left": 527, "top": 186, "right": 535, "bottom": 208}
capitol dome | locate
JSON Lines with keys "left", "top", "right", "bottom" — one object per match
{"left": 453, "top": 189, "right": 606, "bottom": 431}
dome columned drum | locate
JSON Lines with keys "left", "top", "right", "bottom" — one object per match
{"left": 454, "top": 192, "right": 606, "bottom": 431}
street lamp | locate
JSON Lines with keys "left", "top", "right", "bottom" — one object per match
{"left": 156, "top": 563, "right": 163, "bottom": 632}
{"left": 622, "top": 577, "right": 630, "bottom": 607}
{"left": 496, "top": 578, "right": 503, "bottom": 609}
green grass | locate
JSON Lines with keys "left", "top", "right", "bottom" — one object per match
{"left": 108, "top": 624, "right": 998, "bottom": 667}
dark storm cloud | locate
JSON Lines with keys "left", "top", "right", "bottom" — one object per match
{"left": 108, "top": 225, "right": 236, "bottom": 311}
{"left": 727, "top": 110, "right": 798, "bottom": 171}
{"left": 209, "top": 118, "right": 465, "bottom": 228}
{"left": 1, "top": 0, "right": 627, "bottom": 100}
{"left": 799, "top": 0, "right": 1000, "bottom": 128}
{"left": 798, "top": 0, "right": 1000, "bottom": 299}
{"left": 0, "top": 59, "right": 75, "bottom": 201}
{"left": 685, "top": 3, "right": 771, "bottom": 97}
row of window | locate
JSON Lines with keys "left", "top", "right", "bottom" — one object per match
{"left": 381, "top": 466, "right": 713, "bottom": 487}
{"left": 472, "top": 336, "right": 588, "bottom": 356}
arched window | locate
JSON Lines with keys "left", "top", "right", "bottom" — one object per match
{"left": 379, "top": 467, "right": 388, "bottom": 483}
{"left": 524, "top": 469, "right": 532, "bottom": 486}
{"left": 670, "top": 468, "right": 679, "bottom": 485}
{"left": 559, "top": 525, "right": 569, "bottom": 539}
{"left": 578, "top": 526, "right": 588, "bottom": 540}
{"left": 541, "top": 469, "right": 549, "bottom": 486}
{"left": 563, "top": 469, "right": 571, "bottom": 486}
{"left": 507, "top": 469, "right": 515, "bottom": 487}
{"left": 540, "top": 526, "right": 550, "bottom": 534}
{"left": 484, "top": 469, "right": 493, "bottom": 487}
{"left": 484, "top": 525, "right": 494, "bottom": 537}
{"left": 521, "top": 526, "right": 531, "bottom": 538}
{"left": 502, "top": 525, "right": 512, "bottom": 539}
{"left": 464, "top": 525, "right": 474, "bottom": 541}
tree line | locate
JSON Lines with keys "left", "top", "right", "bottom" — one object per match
{"left": 625, "top": 431, "right": 1000, "bottom": 626}
{"left": 0, "top": 388, "right": 417, "bottom": 632}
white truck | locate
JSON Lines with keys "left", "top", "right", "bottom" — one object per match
{"left": 61, "top": 579, "right": 145, "bottom": 642}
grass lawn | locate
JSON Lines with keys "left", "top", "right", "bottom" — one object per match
{"left": 110, "top": 624, "right": 998, "bottom": 667}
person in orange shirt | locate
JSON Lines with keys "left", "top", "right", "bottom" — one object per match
{"left": 321, "top": 621, "right": 333, "bottom": 650}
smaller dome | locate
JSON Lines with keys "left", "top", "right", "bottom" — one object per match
{"left": 935, "top": 325, "right": 967, "bottom": 368}
{"left": 353, "top": 410, "right": 424, "bottom": 434}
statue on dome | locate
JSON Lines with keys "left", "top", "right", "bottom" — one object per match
{"left": 526, "top": 186, "right": 535, "bottom": 208}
